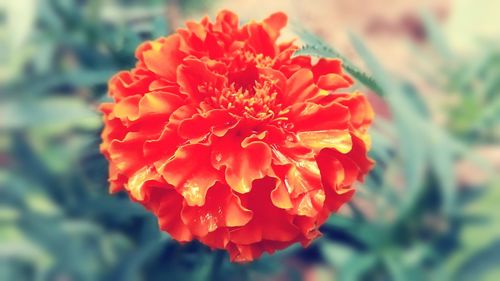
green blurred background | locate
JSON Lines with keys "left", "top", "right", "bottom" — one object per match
{"left": 1, "top": 0, "right": 499, "bottom": 280}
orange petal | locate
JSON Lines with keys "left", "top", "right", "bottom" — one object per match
{"left": 294, "top": 215, "right": 322, "bottom": 241}
{"left": 177, "top": 58, "right": 226, "bottom": 101}
{"left": 316, "top": 147, "right": 363, "bottom": 212}
{"left": 214, "top": 10, "right": 239, "bottom": 33}
{"left": 126, "top": 165, "right": 161, "bottom": 200}
{"left": 211, "top": 134, "right": 272, "bottom": 193}
{"left": 111, "top": 95, "right": 140, "bottom": 121}
{"left": 263, "top": 12, "right": 287, "bottom": 41}
{"left": 227, "top": 243, "right": 261, "bottom": 263}
{"left": 296, "top": 129, "right": 353, "bottom": 154}
{"left": 100, "top": 114, "right": 127, "bottom": 154}
{"left": 142, "top": 186, "right": 193, "bottom": 242}
{"left": 142, "top": 35, "right": 184, "bottom": 80}
{"left": 108, "top": 70, "right": 152, "bottom": 101}
{"left": 270, "top": 179, "right": 293, "bottom": 209}
{"left": 312, "top": 58, "right": 353, "bottom": 85}
{"left": 289, "top": 101, "right": 350, "bottom": 132}
{"left": 230, "top": 177, "right": 300, "bottom": 244}
{"left": 346, "top": 133, "right": 375, "bottom": 179}
{"left": 284, "top": 69, "right": 319, "bottom": 105}
{"left": 271, "top": 154, "right": 324, "bottom": 217}
{"left": 337, "top": 92, "right": 375, "bottom": 132}
{"left": 317, "top": 73, "right": 352, "bottom": 91}
{"left": 245, "top": 23, "right": 276, "bottom": 57}
{"left": 157, "top": 144, "right": 221, "bottom": 206}
{"left": 200, "top": 228, "right": 230, "bottom": 249}
{"left": 108, "top": 164, "right": 127, "bottom": 193}
{"left": 167, "top": 104, "right": 197, "bottom": 128}
{"left": 135, "top": 91, "right": 184, "bottom": 120}
{"left": 108, "top": 132, "right": 146, "bottom": 174}
{"left": 178, "top": 109, "right": 237, "bottom": 141}
{"left": 312, "top": 58, "right": 342, "bottom": 75}
{"left": 186, "top": 21, "right": 207, "bottom": 41}
{"left": 181, "top": 183, "right": 252, "bottom": 236}
{"left": 143, "top": 126, "right": 181, "bottom": 163}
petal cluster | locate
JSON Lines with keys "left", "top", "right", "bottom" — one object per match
{"left": 101, "top": 10, "right": 374, "bottom": 262}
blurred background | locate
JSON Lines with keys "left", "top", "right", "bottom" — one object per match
{"left": 1, "top": 0, "right": 499, "bottom": 280}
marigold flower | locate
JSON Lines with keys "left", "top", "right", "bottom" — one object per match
{"left": 100, "top": 10, "right": 374, "bottom": 262}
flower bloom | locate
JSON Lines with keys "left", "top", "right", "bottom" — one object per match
{"left": 100, "top": 10, "right": 374, "bottom": 262}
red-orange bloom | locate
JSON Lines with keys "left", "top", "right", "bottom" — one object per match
{"left": 101, "top": 10, "right": 374, "bottom": 262}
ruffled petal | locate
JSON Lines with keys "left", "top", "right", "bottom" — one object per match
{"left": 289, "top": 101, "right": 350, "bottom": 132}
{"left": 178, "top": 109, "right": 237, "bottom": 141}
{"left": 126, "top": 165, "right": 161, "bottom": 200}
{"left": 110, "top": 95, "right": 140, "bottom": 122}
{"left": 270, "top": 179, "right": 293, "bottom": 209}
{"left": 316, "top": 133, "right": 374, "bottom": 212}
{"left": 100, "top": 110, "right": 127, "bottom": 154}
{"left": 229, "top": 177, "right": 300, "bottom": 244}
{"left": 142, "top": 185, "right": 193, "bottom": 242}
{"left": 181, "top": 183, "right": 252, "bottom": 237}
{"left": 144, "top": 126, "right": 182, "bottom": 163}
{"left": 157, "top": 144, "right": 222, "bottom": 206}
{"left": 271, "top": 148, "right": 325, "bottom": 217}
{"left": 316, "top": 149, "right": 357, "bottom": 212}
{"left": 284, "top": 69, "right": 319, "bottom": 105}
{"left": 214, "top": 10, "right": 239, "bottom": 34}
{"left": 336, "top": 92, "right": 375, "bottom": 132}
{"left": 142, "top": 35, "right": 185, "bottom": 80}
{"left": 311, "top": 58, "right": 353, "bottom": 86}
{"left": 296, "top": 129, "right": 353, "bottom": 154}
{"left": 108, "top": 70, "right": 153, "bottom": 101}
{"left": 177, "top": 58, "right": 227, "bottom": 101}
{"left": 107, "top": 132, "right": 147, "bottom": 175}
{"left": 317, "top": 73, "right": 352, "bottom": 91}
{"left": 136, "top": 91, "right": 185, "bottom": 120}
{"left": 263, "top": 12, "right": 287, "bottom": 41}
{"left": 211, "top": 133, "right": 272, "bottom": 193}
{"left": 244, "top": 23, "right": 276, "bottom": 57}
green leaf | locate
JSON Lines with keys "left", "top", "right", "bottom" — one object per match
{"left": 429, "top": 133, "right": 457, "bottom": 215}
{"left": 454, "top": 240, "right": 500, "bottom": 281}
{"left": 420, "top": 9, "right": 453, "bottom": 60}
{"left": 292, "top": 27, "right": 384, "bottom": 95}
{"left": 348, "top": 33, "right": 428, "bottom": 218}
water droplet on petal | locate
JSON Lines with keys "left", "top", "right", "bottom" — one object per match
{"left": 203, "top": 213, "right": 218, "bottom": 232}
{"left": 183, "top": 181, "right": 202, "bottom": 204}
{"left": 215, "top": 153, "right": 223, "bottom": 163}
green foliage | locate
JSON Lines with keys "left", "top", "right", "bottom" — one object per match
{"left": 293, "top": 13, "right": 499, "bottom": 281}
{"left": 1, "top": 2, "right": 498, "bottom": 281}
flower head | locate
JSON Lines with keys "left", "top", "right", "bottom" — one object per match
{"left": 101, "top": 10, "right": 374, "bottom": 262}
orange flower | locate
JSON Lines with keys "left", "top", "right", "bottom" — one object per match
{"left": 100, "top": 10, "right": 374, "bottom": 262}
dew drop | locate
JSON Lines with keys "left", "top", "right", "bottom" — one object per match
{"left": 182, "top": 181, "right": 202, "bottom": 204}
{"left": 215, "top": 153, "right": 223, "bottom": 162}
{"left": 203, "top": 213, "right": 218, "bottom": 232}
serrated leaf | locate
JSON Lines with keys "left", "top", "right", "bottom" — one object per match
{"left": 293, "top": 44, "right": 383, "bottom": 95}
{"left": 292, "top": 26, "right": 384, "bottom": 95}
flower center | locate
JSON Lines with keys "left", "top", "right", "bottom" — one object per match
{"left": 196, "top": 58, "right": 287, "bottom": 120}
{"left": 199, "top": 51, "right": 288, "bottom": 120}
{"left": 206, "top": 73, "right": 286, "bottom": 120}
